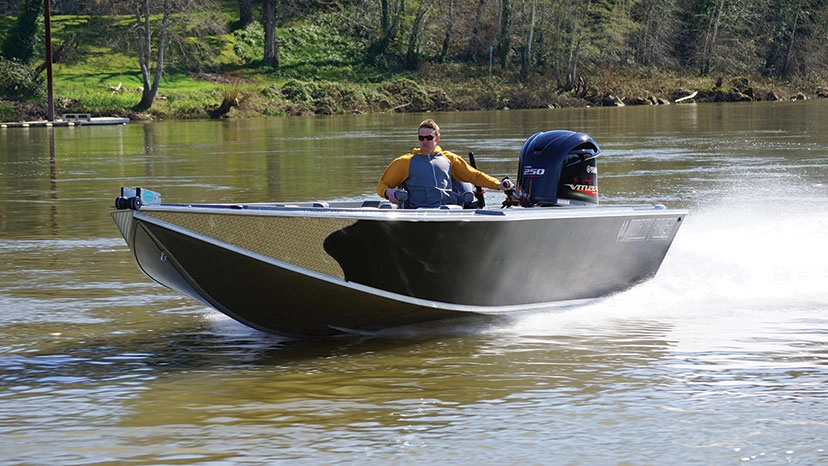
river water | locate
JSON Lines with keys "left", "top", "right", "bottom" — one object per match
{"left": 1, "top": 101, "right": 827, "bottom": 464}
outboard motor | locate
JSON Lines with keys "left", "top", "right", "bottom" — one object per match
{"left": 511, "top": 130, "right": 599, "bottom": 207}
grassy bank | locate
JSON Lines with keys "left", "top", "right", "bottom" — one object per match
{"left": 4, "top": 65, "right": 824, "bottom": 123}
{"left": 1, "top": 10, "right": 826, "bottom": 122}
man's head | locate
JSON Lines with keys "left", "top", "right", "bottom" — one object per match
{"left": 418, "top": 119, "right": 440, "bottom": 153}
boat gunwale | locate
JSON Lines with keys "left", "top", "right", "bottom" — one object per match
{"left": 130, "top": 201, "right": 688, "bottom": 223}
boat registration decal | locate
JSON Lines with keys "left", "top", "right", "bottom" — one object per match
{"left": 617, "top": 217, "right": 678, "bottom": 242}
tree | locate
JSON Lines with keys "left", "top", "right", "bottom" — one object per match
{"left": 90, "top": 0, "right": 224, "bottom": 112}
{"left": 367, "top": 0, "right": 406, "bottom": 63}
{"left": 498, "top": 0, "right": 513, "bottom": 67}
{"left": 700, "top": 0, "right": 725, "bottom": 74}
{"left": 761, "top": 0, "right": 828, "bottom": 77}
{"left": 695, "top": 0, "right": 765, "bottom": 76}
{"left": 552, "top": 0, "right": 584, "bottom": 90}
{"left": 1, "top": 0, "right": 43, "bottom": 63}
{"left": 467, "top": 0, "right": 489, "bottom": 62}
{"left": 263, "top": 0, "right": 279, "bottom": 67}
{"left": 404, "top": 0, "right": 429, "bottom": 69}
{"left": 438, "top": 0, "right": 456, "bottom": 62}
{"left": 133, "top": 0, "right": 172, "bottom": 112}
{"left": 238, "top": 0, "right": 254, "bottom": 27}
{"left": 518, "top": 0, "right": 536, "bottom": 79}
{"left": 630, "top": 0, "right": 681, "bottom": 69}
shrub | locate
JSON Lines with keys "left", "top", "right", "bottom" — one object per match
{"left": 233, "top": 21, "right": 264, "bottom": 64}
{"left": 0, "top": 58, "right": 45, "bottom": 100}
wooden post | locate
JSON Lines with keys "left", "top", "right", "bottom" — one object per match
{"left": 44, "top": 0, "right": 55, "bottom": 121}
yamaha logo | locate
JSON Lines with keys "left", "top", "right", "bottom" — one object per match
{"left": 564, "top": 184, "right": 597, "bottom": 193}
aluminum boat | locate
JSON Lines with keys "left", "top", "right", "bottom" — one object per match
{"left": 111, "top": 130, "right": 687, "bottom": 336}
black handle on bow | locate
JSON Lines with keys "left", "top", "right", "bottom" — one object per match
{"left": 468, "top": 152, "right": 486, "bottom": 208}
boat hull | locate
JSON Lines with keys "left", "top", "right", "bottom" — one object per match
{"left": 112, "top": 202, "right": 686, "bottom": 336}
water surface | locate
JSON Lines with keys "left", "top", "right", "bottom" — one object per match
{"left": 1, "top": 101, "right": 827, "bottom": 464}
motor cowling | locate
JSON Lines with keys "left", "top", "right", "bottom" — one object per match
{"left": 515, "top": 130, "right": 599, "bottom": 206}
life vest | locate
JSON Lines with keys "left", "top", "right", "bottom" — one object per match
{"left": 401, "top": 152, "right": 469, "bottom": 208}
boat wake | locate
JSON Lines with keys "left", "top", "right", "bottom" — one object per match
{"left": 506, "top": 185, "right": 828, "bottom": 337}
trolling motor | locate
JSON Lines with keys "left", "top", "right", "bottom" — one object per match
{"left": 115, "top": 187, "right": 162, "bottom": 210}
{"left": 504, "top": 130, "right": 600, "bottom": 208}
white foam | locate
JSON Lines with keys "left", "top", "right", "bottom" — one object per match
{"left": 507, "top": 183, "right": 828, "bottom": 336}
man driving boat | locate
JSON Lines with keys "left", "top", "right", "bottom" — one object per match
{"left": 376, "top": 119, "right": 514, "bottom": 208}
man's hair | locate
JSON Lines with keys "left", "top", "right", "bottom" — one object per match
{"left": 419, "top": 119, "right": 440, "bottom": 136}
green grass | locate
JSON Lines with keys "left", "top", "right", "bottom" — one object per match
{"left": 0, "top": 101, "right": 17, "bottom": 120}
{"left": 1, "top": 3, "right": 823, "bottom": 120}
{"left": 35, "top": 8, "right": 383, "bottom": 117}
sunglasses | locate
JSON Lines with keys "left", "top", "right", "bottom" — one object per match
{"left": 418, "top": 134, "right": 435, "bottom": 141}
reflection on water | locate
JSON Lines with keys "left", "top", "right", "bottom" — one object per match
{"left": 2, "top": 317, "right": 680, "bottom": 460}
{"left": 1, "top": 100, "right": 828, "bottom": 464}
{"left": 3, "top": 307, "right": 826, "bottom": 464}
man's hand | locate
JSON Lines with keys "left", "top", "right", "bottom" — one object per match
{"left": 385, "top": 188, "right": 406, "bottom": 204}
{"left": 497, "top": 178, "right": 515, "bottom": 191}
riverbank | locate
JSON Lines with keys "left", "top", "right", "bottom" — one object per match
{"left": 2, "top": 67, "right": 826, "bottom": 122}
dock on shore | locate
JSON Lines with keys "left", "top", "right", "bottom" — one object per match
{"left": 1, "top": 113, "right": 129, "bottom": 128}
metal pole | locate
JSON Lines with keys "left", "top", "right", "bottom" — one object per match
{"left": 44, "top": 0, "right": 55, "bottom": 121}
